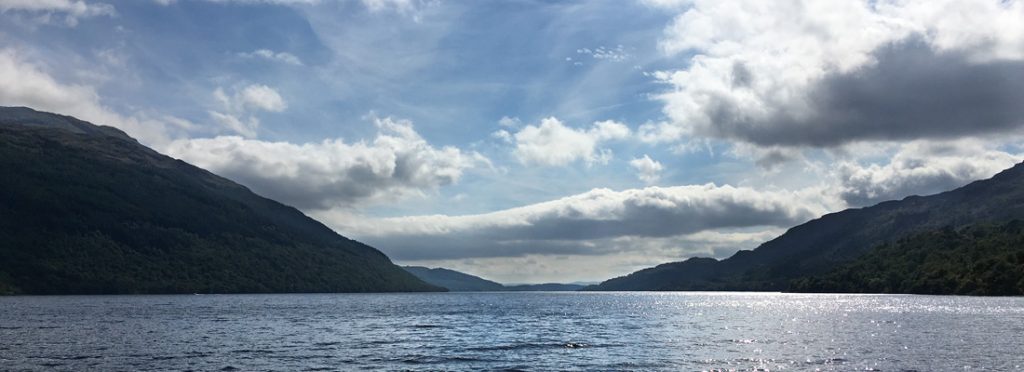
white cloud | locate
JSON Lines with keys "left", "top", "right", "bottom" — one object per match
{"left": 512, "top": 117, "right": 631, "bottom": 167}
{"left": 208, "top": 84, "right": 286, "bottom": 137}
{"left": 637, "top": 0, "right": 691, "bottom": 9}
{"left": 576, "top": 45, "right": 631, "bottom": 62}
{"left": 0, "top": 48, "right": 172, "bottom": 145}
{"left": 835, "top": 139, "right": 1024, "bottom": 206}
{"left": 318, "top": 183, "right": 829, "bottom": 261}
{"left": 0, "top": 0, "right": 115, "bottom": 26}
{"left": 630, "top": 155, "right": 664, "bottom": 184}
{"left": 165, "top": 116, "right": 489, "bottom": 209}
{"left": 645, "top": 0, "right": 1024, "bottom": 148}
{"left": 160, "top": 0, "right": 425, "bottom": 11}
{"left": 238, "top": 49, "right": 303, "bottom": 66}
{"left": 173, "top": 0, "right": 320, "bottom": 4}
{"left": 490, "top": 129, "right": 512, "bottom": 143}
{"left": 497, "top": 115, "right": 520, "bottom": 128}
{"left": 361, "top": 0, "right": 417, "bottom": 13}
{"left": 208, "top": 111, "right": 258, "bottom": 139}
{"left": 237, "top": 84, "right": 287, "bottom": 112}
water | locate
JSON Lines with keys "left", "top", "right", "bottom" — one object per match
{"left": 1, "top": 292, "right": 1023, "bottom": 371}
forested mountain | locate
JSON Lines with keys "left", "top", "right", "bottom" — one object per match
{"left": 791, "top": 221, "right": 1024, "bottom": 295}
{"left": 589, "top": 161, "right": 1024, "bottom": 293}
{"left": 0, "top": 106, "right": 441, "bottom": 294}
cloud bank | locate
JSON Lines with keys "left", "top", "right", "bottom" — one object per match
{"left": 643, "top": 0, "right": 1024, "bottom": 148}
{"left": 166, "top": 116, "right": 488, "bottom": 209}
{"left": 321, "top": 184, "right": 828, "bottom": 260}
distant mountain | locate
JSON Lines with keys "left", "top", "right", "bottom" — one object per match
{"left": 0, "top": 106, "right": 442, "bottom": 294}
{"left": 791, "top": 221, "right": 1024, "bottom": 295}
{"left": 589, "top": 161, "right": 1024, "bottom": 292}
{"left": 402, "top": 266, "right": 504, "bottom": 291}
{"left": 503, "top": 283, "right": 584, "bottom": 291}
{"left": 402, "top": 266, "right": 584, "bottom": 291}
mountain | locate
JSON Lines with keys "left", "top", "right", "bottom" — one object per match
{"left": 0, "top": 106, "right": 442, "bottom": 294}
{"left": 589, "top": 161, "right": 1024, "bottom": 291}
{"left": 402, "top": 266, "right": 585, "bottom": 291}
{"left": 402, "top": 266, "right": 504, "bottom": 291}
{"left": 503, "top": 283, "right": 584, "bottom": 291}
{"left": 791, "top": 221, "right": 1024, "bottom": 295}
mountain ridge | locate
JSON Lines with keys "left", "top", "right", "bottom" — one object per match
{"left": 402, "top": 266, "right": 585, "bottom": 291}
{"left": 588, "top": 161, "right": 1024, "bottom": 292}
{"left": 0, "top": 106, "right": 442, "bottom": 294}
{"left": 402, "top": 266, "right": 505, "bottom": 291}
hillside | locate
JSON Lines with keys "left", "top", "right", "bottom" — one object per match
{"left": 0, "top": 106, "right": 441, "bottom": 294}
{"left": 402, "top": 266, "right": 505, "bottom": 291}
{"left": 589, "top": 160, "right": 1024, "bottom": 291}
{"left": 791, "top": 221, "right": 1024, "bottom": 295}
{"left": 503, "top": 283, "right": 584, "bottom": 291}
{"left": 403, "top": 266, "right": 585, "bottom": 291}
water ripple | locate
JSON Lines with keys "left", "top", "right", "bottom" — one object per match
{"left": 0, "top": 292, "right": 1021, "bottom": 370}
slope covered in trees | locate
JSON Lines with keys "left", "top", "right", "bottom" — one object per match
{"left": 0, "top": 107, "right": 441, "bottom": 294}
{"left": 791, "top": 221, "right": 1024, "bottom": 295}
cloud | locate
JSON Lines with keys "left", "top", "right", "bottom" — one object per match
{"left": 497, "top": 116, "right": 520, "bottom": 128}
{"left": 512, "top": 117, "right": 631, "bottom": 166}
{"left": 576, "top": 45, "right": 631, "bottom": 62}
{"left": 637, "top": 0, "right": 691, "bottom": 9}
{"left": 318, "top": 184, "right": 828, "bottom": 260}
{"left": 0, "top": 0, "right": 115, "bottom": 26}
{"left": 835, "top": 139, "right": 1024, "bottom": 206}
{"left": 160, "top": 0, "right": 320, "bottom": 5}
{"left": 165, "top": 116, "right": 489, "bottom": 210}
{"left": 361, "top": 0, "right": 423, "bottom": 14}
{"left": 0, "top": 48, "right": 173, "bottom": 145}
{"left": 630, "top": 155, "right": 663, "bottom": 184}
{"left": 158, "top": 0, "right": 427, "bottom": 13}
{"left": 209, "top": 84, "right": 286, "bottom": 137}
{"left": 232, "top": 84, "right": 287, "bottom": 112}
{"left": 490, "top": 129, "right": 512, "bottom": 143}
{"left": 238, "top": 49, "right": 303, "bottom": 66}
{"left": 208, "top": 111, "right": 258, "bottom": 138}
{"left": 644, "top": 0, "right": 1024, "bottom": 148}
{"left": 398, "top": 229, "right": 783, "bottom": 283}
{"left": 725, "top": 143, "right": 805, "bottom": 170}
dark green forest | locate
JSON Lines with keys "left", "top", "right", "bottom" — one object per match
{"left": 0, "top": 107, "right": 440, "bottom": 294}
{"left": 790, "top": 221, "right": 1024, "bottom": 295}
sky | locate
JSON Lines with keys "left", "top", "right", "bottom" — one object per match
{"left": 2, "top": 0, "right": 1024, "bottom": 284}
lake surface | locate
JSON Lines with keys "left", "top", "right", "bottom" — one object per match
{"left": 2, "top": 292, "right": 1023, "bottom": 371}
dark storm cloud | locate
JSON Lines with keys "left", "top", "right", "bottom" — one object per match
{"left": 704, "top": 39, "right": 1024, "bottom": 148}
